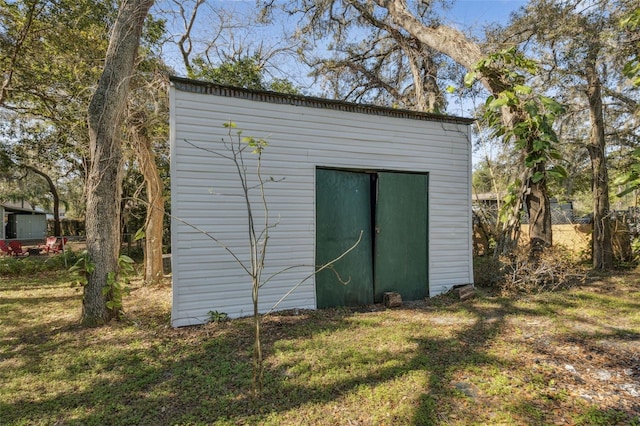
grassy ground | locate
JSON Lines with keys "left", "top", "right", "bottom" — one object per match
{"left": 1, "top": 261, "right": 639, "bottom": 425}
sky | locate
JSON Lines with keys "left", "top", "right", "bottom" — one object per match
{"left": 155, "top": 0, "right": 531, "bottom": 165}
{"left": 158, "top": 0, "right": 530, "bottom": 82}
{"left": 445, "top": 0, "right": 528, "bottom": 32}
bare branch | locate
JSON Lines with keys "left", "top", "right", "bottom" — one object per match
{"left": 264, "top": 230, "right": 364, "bottom": 315}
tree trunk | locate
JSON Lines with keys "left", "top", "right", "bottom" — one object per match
{"left": 133, "top": 129, "right": 165, "bottom": 284}
{"left": 585, "top": 48, "right": 613, "bottom": 270}
{"left": 83, "top": 0, "right": 154, "bottom": 326}
{"left": 377, "top": 0, "right": 483, "bottom": 70}
{"left": 378, "top": 0, "right": 551, "bottom": 253}
{"left": 525, "top": 162, "right": 552, "bottom": 254}
{"left": 496, "top": 161, "right": 526, "bottom": 256}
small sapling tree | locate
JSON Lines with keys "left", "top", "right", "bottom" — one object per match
{"left": 181, "top": 122, "right": 361, "bottom": 395}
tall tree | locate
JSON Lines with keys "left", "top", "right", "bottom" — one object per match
{"left": 279, "top": 0, "right": 557, "bottom": 253}
{"left": 188, "top": 54, "right": 299, "bottom": 93}
{"left": 299, "top": 2, "right": 449, "bottom": 111}
{"left": 167, "top": 0, "right": 303, "bottom": 91}
{"left": 502, "top": 0, "right": 639, "bottom": 269}
{"left": 0, "top": 0, "right": 115, "bottom": 232}
{"left": 585, "top": 39, "right": 613, "bottom": 269}
{"left": 606, "top": 9, "right": 640, "bottom": 207}
{"left": 126, "top": 55, "right": 170, "bottom": 285}
{"left": 83, "top": 0, "right": 154, "bottom": 325}
{"left": 0, "top": 0, "right": 40, "bottom": 106}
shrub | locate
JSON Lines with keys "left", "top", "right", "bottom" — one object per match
{"left": 0, "top": 250, "right": 79, "bottom": 277}
{"left": 473, "top": 255, "right": 504, "bottom": 288}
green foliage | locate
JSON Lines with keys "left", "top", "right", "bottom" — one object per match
{"left": 69, "top": 251, "right": 135, "bottom": 313}
{"left": 208, "top": 310, "right": 229, "bottom": 323}
{"left": 630, "top": 237, "right": 640, "bottom": 262}
{"left": 222, "top": 121, "right": 269, "bottom": 154}
{"left": 0, "top": 0, "right": 115, "bottom": 214}
{"left": 190, "top": 55, "right": 264, "bottom": 90}
{"left": 574, "top": 407, "right": 637, "bottom": 425}
{"left": 468, "top": 48, "right": 567, "bottom": 222}
{"left": 68, "top": 250, "right": 95, "bottom": 286}
{"left": 620, "top": 8, "right": 640, "bottom": 86}
{"left": 142, "top": 14, "right": 166, "bottom": 48}
{"left": 471, "top": 163, "right": 494, "bottom": 194}
{"left": 189, "top": 54, "right": 300, "bottom": 94}
{"left": 104, "top": 255, "right": 134, "bottom": 312}
{"left": 243, "top": 136, "right": 269, "bottom": 154}
{"left": 133, "top": 228, "right": 146, "bottom": 241}
{"left": 613, "top": 148, "right": 640, "bottom": 197}
{"left": 611, "top": 6, "right": 638, "bottom": 253}
{"left": 0, "top": 250, "right": 79, "bottom": 276}
{"left": 268, "top": 78, "right": 301, "bottom": 95}
{"left": 2, "top": 269, "right": 640, "bottom": 424}
{"left": 0, "top": 256, "right": 38, "bottom": 275}
{"left": 500, "top": 180, "right": 521, "bottom": 223}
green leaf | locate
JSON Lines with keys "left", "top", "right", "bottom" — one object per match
{"left": 463, "top": 72, "right": 477, "bottom": 87}
{"left": 613, "top": 171, "right": 635, "bottom": 186}
{"left": 505, "top": 91, "right": 518, "bottom": 104}
{"left": 620, "top": 9, "right": 640, "bottom": 29}
{"left": 525, "top": 155, "right": 544, "bottom": 167}
{"left": 617, "top": 185, "right": 640, "bottom": 198}
{"left": 549, "top": 150, "right": 563, "bottom": 160}
{"left": 524, "top": 101, "right": 539, "bottom": 117}
{"left": 533, "top": 139, "right": 550, "bottom": 152}
{"left": 134, "top": 228, "right": 145, "bottom": 241}
{"left": 514, "top": 84, "right": 532, "bottom": 95}
{"left": 513, "top": 138, "right": 527, "bottom": 150}
{"left": 539, "top": 96, "right": 564, "bottom": 115}
{"left": 446, "top": 85, "right": 456, "bottom": 94}
{"left": 503, "top": 193, "right": 516, "bottom": 206}
{"left": 547, "top": 165, "right": 568, "bottom": 180}
{"left": 531, "top": 171, "right": 545, "bottom": 183}
{"left": 623, "top": 61, "right": 640, "bottom": 84}
{"left": 487, "top": 95, "right": 510, "bottom": 109}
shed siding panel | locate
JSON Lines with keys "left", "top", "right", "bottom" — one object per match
{"left": 171, "top": 87, "right": 473, "bottom": 327}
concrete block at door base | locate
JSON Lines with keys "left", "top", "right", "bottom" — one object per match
{"left": 453, "top": 284, "right": 476, "bottom": 301}
{"left": 383, "top": 292, "right": 402, "bottom": 308}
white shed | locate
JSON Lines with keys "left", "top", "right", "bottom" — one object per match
{"left": 169, "top": 77, "right": 474, "bottom": 327}
{"left": 1, "top": 201, "right": 47, "bottom": 241}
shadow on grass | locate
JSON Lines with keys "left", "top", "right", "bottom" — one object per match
{"left": 1, "top": 280, "right": 639, "bottom": 425}
{"left": 1, "top": 299, "right": 511, "bottom": 424}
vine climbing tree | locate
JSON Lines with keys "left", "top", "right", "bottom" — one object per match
{"left": 467, "top": 49, "right": 567, "bottom": 256}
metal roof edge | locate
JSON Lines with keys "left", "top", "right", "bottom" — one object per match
{"left": 169, "top": 76, "right": 475, "bottom": 126}
{"left": 1, "top": 202, "right": 47, "bottom": 214}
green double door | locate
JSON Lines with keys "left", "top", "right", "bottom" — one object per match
{"left": 315, "top": 169, "right": 428, "bottom": 308}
